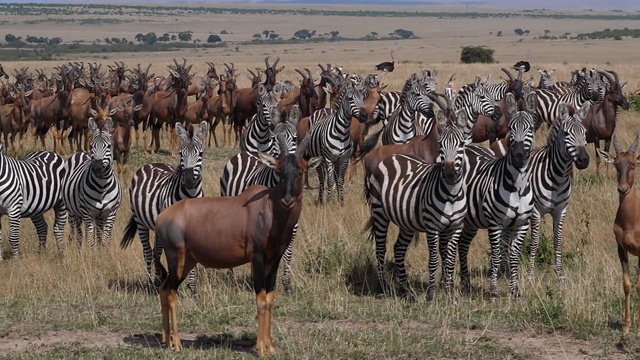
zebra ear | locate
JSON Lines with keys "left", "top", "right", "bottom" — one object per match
{"left": 431, "top": 69, "right": 438, "bottom": 78}
{"left": 578, "top": 101, "right": 591, "bottom": 120}
{"left": 455, "top": 109, "right": 468, "bottom": 129}
{"left": 558, "top": 103, "right": 570, "bottom": 121}
{"left": 435, "top": 109, "right": 447, "bottom": 129}
{"left": 90, "top": 109, "right": 98, "bottom": 119}
{"left": 474, "top": 75, "right": 482, "bottom": 87}
{"left": 525, "top": 92, "right": 537, "bottom": 113}
{"left": 505, "top": 93, "right": 517, "bottom": 114}
{"left": 175, "top": 122, "right": 189, "bottom": 143}
{"left": 196, "top": 121, "right": 209, "bottom": 143}
{"left": 88, "top": 117, "right": 98, "bottom": 134}
{"left": 289, "top": 105, "right": 300, "bottom": 124}
{"left": 257, "top": 152, "right": 277, "bottom": 169}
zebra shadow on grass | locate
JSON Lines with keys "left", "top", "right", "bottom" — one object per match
{"left": 123, "top": 331, "right": 256, "bottom": 354}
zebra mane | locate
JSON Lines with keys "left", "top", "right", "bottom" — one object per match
{"left": 398, "top": 76, "right": 413, "bottom": 104}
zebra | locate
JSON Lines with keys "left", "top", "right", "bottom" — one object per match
{"left": 62, "top": 114, "right": 123, "bottom": 246}
{"left": 457, "top": 92, "right": 537, "bottom": 300}
{"left": 240, "top": 83, "right": 280, "bottom": 154}
{"left": 0, "top": 143, "right": 67, "bottom": 259}
{"left": 305, "top": 79, "right": 365, "bottom": 205}
{"left": 381, "top": 73, "right": 434, "bottom": 145}
{"left": 220, "top": 108, "right": 301, "bottom": 294}
{"left": 527, "top": 102, "right": 591, "bottom": 281}
{"left": 365, "top": 109, "right": 469, "bottom": 301}
{"left": 537, "top": 69, "right": 555, "bottom": 90}
{"left": 375, "top": 91, "right": 400, "bottom": 126}
{"left": 533, "top": 69, "right": 603, "bottom": 130}
{"left": 453, "top": 77, "right": 499, "bottom": 135}
{"left": 120, "top": 121, "right": 208, "bottom": 294}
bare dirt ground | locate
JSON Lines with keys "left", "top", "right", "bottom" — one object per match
{"left": 0, "top": 320, "right": 629, "bottom": 359}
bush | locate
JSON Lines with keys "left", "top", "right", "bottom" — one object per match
{"left": 629, "top": 92, "right": 640, "bottom": 112}
{"left": 460, "top": 45, "right": 495, "bottom": 64}
{"left": 207, "top": 34, "right": 222, "bottom": 43}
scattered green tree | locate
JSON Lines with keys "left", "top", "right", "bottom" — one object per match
{"left": 263, "top": 30, "right": 270, "bottom": 38}
{"left": 544, "top": 29, "right": 550, "bottom": 35}
{"left": 207, "top": 34, "right": 222, "bottom": 43}
{"left": 178, "top": 32, "right": 192, "bottom": 42}
{"left": 460, "top": 45, "right": 495, "bottom": 64}
{"left": 294, "top": 29, "right": 316, "bottom": 40}
{"left": 392, "top": 29, "right": 414, "bottom": 39}
{"left": 170, "top": 34, "right": 177, "bottom": 41}
{"left": 497, "top": 30, "right": 503, "bottom": 37}
{"left": 5, "top": 33, "right": 19, "bottom": 43}
{"left": 48, "top": 37, "right": 62, "bottom": 45}
{"left": 330, "top": 30, "right": 340, "bottom": 39}
{"left": 514, "top": 28, "right": 525, "bottom": 36}
{"left": 269, "top": 33, "right": 280, "bottom": 40}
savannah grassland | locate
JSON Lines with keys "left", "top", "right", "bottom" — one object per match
{"left": 2, "top": 3, "right": 640, "bottom": 359}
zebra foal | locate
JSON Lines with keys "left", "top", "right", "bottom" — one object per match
{"left": 121, "top": 121, "right": 208, "bottom": 295}
{"left": 0, "top": 143, "right": 67, "bottom": 258}
{"left": 62, "top": 115, "right": 123, "bottom": 246}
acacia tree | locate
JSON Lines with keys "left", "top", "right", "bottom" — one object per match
{"left": 207, "top": 34, "right": 222, "bottom": 43}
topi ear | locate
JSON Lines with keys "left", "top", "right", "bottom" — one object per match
{"left": 307, "top": 156, "right": 323, "bottom": 170}
{"left": 505, "top": 93, "right": 517, "bottom": 115}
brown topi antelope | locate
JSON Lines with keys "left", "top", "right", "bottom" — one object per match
{"left": 597, "top": 133, "right": 640, "bottom": 335}
{"left": 207, "top": 76, "right": 233, "bottom": 147}
{"left": 585, "top": 70, "right": 630, "bottom": 176}
{"left": 30, "top": 84, "right": 70, "bottom": 153}
{"left": 232, "top": 69, "right": 263, "bottom": 147}
{"left": 153, "top": 136, "right": 320, "bottom": 356}
{"left": 0, "top": 84, "right": 33, "bottom": 156}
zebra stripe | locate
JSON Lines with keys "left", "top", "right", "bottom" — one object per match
{"left": 375, "top": 91, "right": 400, "bottom": 126}
{"left": 63, "top": 117, "right": 123, "bottom": 246}
{"left": 121, "top": 121, "right": 208, "bottom": 295}
{"left": 533, "top": 70, "right": 603, "bottom": 129}
{"left": 305, "top": 80, "right": 364, "bottom": 205}
{"left": 365, "top": 112, "right": 469, "bottom": 300}
{"left": 527, "top": 102, "right": 591, "bottom": 281}
{"left": 457, "top": 92, "right": 537, "bottom": 300}
{"left": 0, "top": 146, "right": 67, "bottom": 258}
{"left": 240, "top": 83, "right": 279, "bottom": 154}
{"left": 454, "top": 80, "right": 498, "bottom": 136}
{"left": 381, "top": 73, "right": 433, "bottom": 145}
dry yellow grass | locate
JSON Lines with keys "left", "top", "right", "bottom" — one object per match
{"left": 1, "top": 4, "right": 640, "bottom": 359}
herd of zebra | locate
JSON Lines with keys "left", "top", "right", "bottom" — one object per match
{"left": 0, "top": 57, "right": 632, "bottom": 304}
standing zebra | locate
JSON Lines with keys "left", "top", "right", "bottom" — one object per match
{"left": 63, "top": 114, "right": 123, "bottom": 246}
{"left": 533, "top": 69, "right": 603, "bottom": 130}
{"left": 453, "top": 77, "right": 499, "bottom": 134}
{"left": 305, "top": 80, "right": 366, "bottom": 205}
{"left": 375, "top": 91, "right": 400, "bottom": 126}
{"left": 527, "top": 102, "right": 591, "bottom": 281}
{"left": 365, "top": 110, "right": 469, "bottom": 301}
{"left": 0, "top": 143, "right": 67, "bottom": 259}
{"left": 240, "top": 83, "right": 280, "bottom": 154}
{"left": 458, "top": 92, "right": 537, "bottom": 300}
{"left": 120, "top": 121, "right": 208, "bottom": 294}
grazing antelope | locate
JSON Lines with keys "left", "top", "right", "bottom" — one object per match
{"left": 598, "top": 134, "right": 640, "bottom": 334}
{"left": 154, "top": 137, "right": 320, "bottom": 356}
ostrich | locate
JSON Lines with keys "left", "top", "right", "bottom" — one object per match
{"left": 375, "top": 50, "right": 396, "bottom": 73}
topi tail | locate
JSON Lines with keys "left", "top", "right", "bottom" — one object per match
{"left": 356, "top": 127, "right": 383, "bottom": 161}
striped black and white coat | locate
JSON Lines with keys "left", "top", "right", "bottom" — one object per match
{"left": 0, "top": 145, "right": 67, "bottom": 258}
{"left": 62, "top": 115, "right": 123, "bottom": 246}
{"left": 532, "top": 70, "right": 603, "bottom": 130}
{"left": 381, "top": 73, "right": 435, "bottom": 145}
{"left": 365, "top": 110, "right": 469, "bottom": 301}
{"left": 457, "top": 92, "right": 537, "bottom": 300}
{"left": 121, "top": 121, "right": 208, "bottom": 294}
{"left": 526, "top": 102, "right": 591, "bottom": 281}
{"left": 453, "top": 78, "right": 498, "bottom": 134}
{"left": 240, "top": 83, "right": 280, "bottom": 154}
{"left": 305, "top": 80, "right": 365, "bottom": 205}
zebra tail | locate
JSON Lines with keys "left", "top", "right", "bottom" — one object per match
{"left": 356, "top": 127, "right": 383, "bottom": 161}
{"left": 119, "top": 216, "right": 138, "bottom": 249}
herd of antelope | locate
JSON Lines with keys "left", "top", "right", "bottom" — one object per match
{"left": 1, "top": 56, "right": 639, "bottom": 356}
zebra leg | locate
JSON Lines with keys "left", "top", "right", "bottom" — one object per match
{"left": 83, "top": 216, "right": 96, "bottom": 247}
{"left": 95, "top": 217, "right": 106, "bottom": 247}
{"left": 281, "top": 222, "right": 298, "bottom": 296}
{"left": 315, "top": 160, "right": 327, "bottom": 205}
{"left": 507, "top": 225, "right": 528, "bottom": 300}
{"left": 31, "top": 214, "right": 48, "bottom": 251}
{"left": 527, "top": 208, "right": 543, "bottom": 279}
{"left": 101, "top": 211, "right": 117, "bottom": 246}
{"left": 325, "top": 162, "right": 336, "bottom": 204}
{"left": 137, "top": 225, "right": 157, "bottom": 289}
{"left": 392, "top": 228, "right": 415, "bottom": 297}
{"left": 487, "top": 226, "right": 504, "bottom": 301}
{"left": 371, "top": 214, "right": 391, "bottom": 295}
{"left": 552, "top": 207, "right": 569, "bottom": 282}
{"left": 458, "top": 225, "right": 478, "bottom": 295}
{"left": 8, "top": 208, "right": 22, "bottom": 259}
{"left": 425, "top": 232, "right": 440, "bottom": 302}
{"left": 187, "top": 268, "right": 199, "bottom": 299}
{"left": 53, "top": 202, "right": 67, "bottom": 253}
{"left": 440, "top": 225, "right": 463, "bottom": 299}
{"left": 68, "top": 213, "right": 82, "bottom": 246}
{"left": 335, "top": 160, "right": 349, "bottom": 206}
